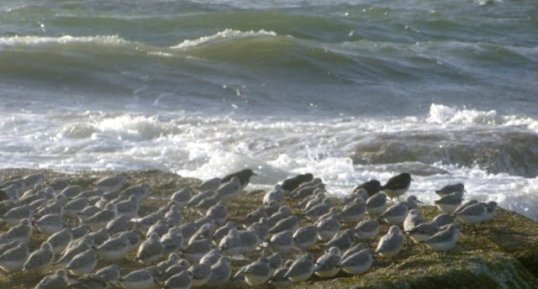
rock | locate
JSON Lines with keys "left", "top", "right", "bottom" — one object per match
{"left": 0, "top": 169, "right": 536, "bottom": 289}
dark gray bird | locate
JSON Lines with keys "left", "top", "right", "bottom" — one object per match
{"left": 382, "top": 173, "right": 411, "bottom": 201}
{"left": 221, "top": 169, "right": 256, "bottom": 189}
{"left": 352, "top": 180, "right": 381, "bottom": 197}
{"left": 435, "top": 183, "right": 465, "bottom": 196}
{"left": 281, "top": 173, "right": 313, "bottom": 192}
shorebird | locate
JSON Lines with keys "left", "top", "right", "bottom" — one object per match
{"left": 206, "top": 201, "right": 228, "bottom": 226}
{"left": 94, "top": 174, "right": 127, "bottom": 192}
{"left": 403, "top": 208, "right": 424, "bottom": 232}
{"left": 352, "top": 179, "right": 381, "bottom": 197}
{"left": 315, "top": 208, "right": 340, "bottom": 242}
{"left": 45, "top": 229, "right": 72, "bottom": 254}
{"left": 285, "top": 254, "right": 315, "bottom": 283}
{"left": 375, "top": 225, "right": 404, "bottom": 257}
{"left": 216, "top": 177, "right": 241, "bottom": 201}
{"left": 170, "top": 187, "right": 194, "bottom": 206}
{"left": 97, "top": 234, "right": 130, "bottom": 261}
{"left": 161, "top": 227, "right": 183, "bottom": 254}
{"left": 380, "top": 201, "right": 409, "bottom": 226}
{"left": 436, "top": 183, "right": 465, "bottom": 196}
{"left": 164, "top": 270, "right": 192, "bottom": 289}
{"left": 381, "top": 173, "right": 411, "bottom": 201}
{"left": 484, "top": 201, "right": 498, "bottom": 221}
{"left": 23, "top": 242, "right": 54, "bottom": 272}
{"left": 269, "top": 215, "right": 299, "bottom": 234}
{"left": 95, "top": 264, "right": 121, "bottom": 283}
{"left": 340, "top": 248, "right": 373, "bottom": 275}
{"left": 115, "top": 195, "right": 140, "bottom": 218}
{"left": 269, "top": 260, "right": 293, "bottom": 288}
{"left": 56, "top": 235, "right": 94, "bottom": 265}
{"left": 435, "top": 191, "right": 464, "bottom": 214}
{"left": 292, "top": 225, "right": 318, "bottom": 251}
{"left": 338, "top": 197, "right": 366, "bottom": 223}
{"left": 136, "top": 232, "right": 163, "bottom": 264}
{"left": 188, "top": 262, "right": 212, "bottom": 287}
{"left": 281, "top": 173, "right": 313, "bottom": 192}
{"left": 0, "top": 218, "right": 33, "bottom": 243}
{"left": 263, "top": 185, "right": 284, "bottom": 206}
{"left": 206, "top": 256, "right": 232, "bottom": 287}
{"left": 424, "top": 224, "right": 461, "bottom": 251}
{"left": 242, "top": 257, "right": 272, "bottom": 286}
{"left": 33, "top": 269, "right": 68, "bottom": 289}
{"left": 120, "top": 268, "right": 156, "bottom": 289}
{"left": 366, "top": 193, "right": 387, "bottom": 217}
{"left": 0, "top": 242, "right": 28, "bottom": 273}
{"left": 454, "top": 202, "right": 488, "bottom": 224}
{"left": 326, "top": 229, "right": 356, "bottom": 252}
{"left": 314, "top": 247, "right": 341, "bottom": 278}
{"left": 3, "top": 204, "right": 33, "bottom": 226}
{"left": 35, "top": 213, "right": 64, "bottom": 235}
{"left": 183, "top": 238, "right": 213, "bottom": 263}
{"left": 66, "top": 249, "right": 97, "bottom": 275}
{"left": 269, "top": 230, "right": 294, "bottom": 254}
{"left": 221, "top": 169, "right": 256, "bottom": 191}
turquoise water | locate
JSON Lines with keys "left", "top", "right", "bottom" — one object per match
{"left": 0, "top": 0, "right": 537, "bottom": 219}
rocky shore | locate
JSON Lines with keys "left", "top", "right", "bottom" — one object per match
{"left": 0, "top": 169, "right": 537, "bottom": 289}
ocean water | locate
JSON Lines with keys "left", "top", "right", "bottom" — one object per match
{"left": 0, "top": 0, "right": 537, "bottom": 219}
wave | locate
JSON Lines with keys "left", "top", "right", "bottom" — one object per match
{"left": 0, "top": 35, "right": 128, "bottom": 47}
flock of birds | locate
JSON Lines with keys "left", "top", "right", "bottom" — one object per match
{"left": 0, "top": 170, "right": 498, "bottom": 289}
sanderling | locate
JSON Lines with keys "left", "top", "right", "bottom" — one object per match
{"left": 381, "top": 173, "right": 411, "bottom": 201}
{"left": 292, "top": 225, "right": 318, "bottom": 251}
{"left": 137, "top": 232, "right": 163, "bottom": 264}
{"left": 314, "top": 247, "right": 341, "bottom": 278}
{"left": 120, "top": 268, "right": 156, "bottom": 289}
{"left": 97, "top": 234, "right": 130, "bottom": 261}
{"left": 188, "top": 262, "right": 212, "bottom": 287}
{"left": 213, "top": 222, "right": 237, "bottom": 243}
{"left": 375, "top": 225, "right": 404, "bottom": 257}
{"left": 406, "top": 219, "right": 440, "bottom": 243}
{"left": 216, "top": 177, "right": 241, "bottom": 201}
{"left": 33, "top": 269, "right": 67, "bottom": 289}
{"left": 269, "top": 215, "right": 299, "bottom": 234}
{"left": 290, "top": 179, "right": 324, "bottom": 199}
{"left": 380, "top": 201, "right": 409, "bottom": 226}
{"left": 36, "top": 213, "right": 64, "bottom": 235}
{"left": 327, "top": 229, "right": 355, "bottom": 252}
{"left": 66, "top": 248, "right": 97, "bottom": 275}
{"left": 403, "top": 208, "right": 424, "bottom": 232}
{"left": 164, "top": 270, "right": 193, "bottom": 289}
{"left": 340, "top": 248, "right": 373, "bottom": 275}
{"left": 95, "top": 264, "right": 121, "bottom": 283}
{"left": 338, "top": 198, "right": 366, "bottom": 223}
{"left": 424, "top": 224, "right": 461, "bottom": 251}
{"left": 23, "top": 242, "right": 54, "bottom": 272}
{"left": 3, "top": 204, "right": 33, "bottom": 226}
{"left": 285, "top": 254, "right": 315, "bottom": 283}
{"left": 263, "top": 185, "right": 284, "bottom": 206}
{"left": 164, "top": 205, "right": 183, "bottom": 227}
{"left": 269, "top": 260, "right": 293, "bottom": 288}
{"left": 94, "top": 174, "right": 127, "bottom": 192}
{"left": 58, "top": 185, "right": 82, "bottom": 199}
{"left": 84, "top": 204, "right": 118, "bottom": 230}
{"left": 196, "top": 178, "right": 221, "bottom": 192}
{"left": 170, "top": 187, "right": 194, "bottom": 207}
{"left": 0, "top": 242, "right": 28, "bottom": 273}
{"left": 242, "top": 257, "right": 272, "bottom": 286}
{"left": 0, "top": 218, "right": 33, "bottom": 243}
{"left": 406, "top": 195, "right": 423, "bottom": 209}
{"left": 200, "top": 248, "right": 222, "bottom": 265}
{"left": 89, "top": 228, "right": 110, "bottom": 246}
{"left": 206, "top": 256, "right": 232, "bottom": 287}
{"left": 454, "top": 202, "right": 487, "bottom": 224}
{"left": 435, "top": 191, "right": 464, "bottom": 214}
{"left": 64, "top": 197, "right": 89, "bottom": 217}
{"left": 269, "top": 230, "right": 294, "bottom": 254}
{"left": 315, "top": 208, "right": 340, "bottom": 242}
{"left": 56, "top": 235, "right": 94, "bottom": 265}
{"left": 161, "top": 227, "right": 183, "bottom": 254}
{"left": 45, "top": 228, "right": 73, "bottom": 255}
{"left": 183, "top": 238, "right": 213, "bottom": 263}
{"left": 266, "top": 206, "right": 292, "bottom": 228}
{"left": 341, "top": 243, "right": 369, "bottom": 260}
{"left": 366, "top": 193, "right": 387, "bottom": 217}
{"left": 206, "top": 201, "right": 228, "bottom": 226}
{"left": 432, "top": 213, "right": 454, "bottom": 227}
{"left": 436, "top": 183, "right": 465, "bottom": 196}
{"left": 115, "top": 195, "right": 140, "bottom": 218}
{"left": 354, "top": 219, "right": 379, "bottom": 241}
{"left": 106, "top": 215, "right": 131, "bottom": 235}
